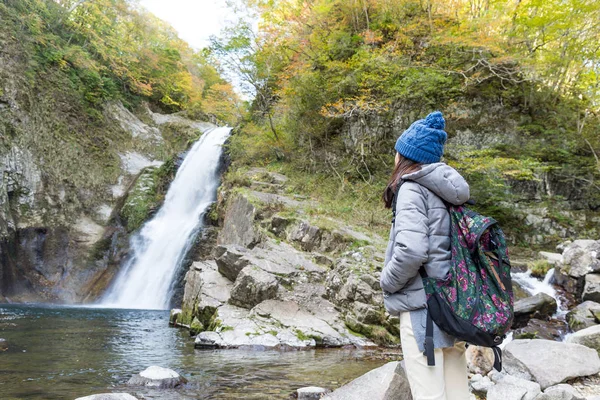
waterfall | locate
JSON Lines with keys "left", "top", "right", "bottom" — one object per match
{"left": 100, "top": 127, "right": 231, "bottom": 310}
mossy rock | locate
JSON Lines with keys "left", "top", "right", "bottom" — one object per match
{"left": 190, "top": 317, "right": 204, "bottom": 336}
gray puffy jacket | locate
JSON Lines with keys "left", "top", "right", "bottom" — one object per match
{"left": 380, "top": 163, "right": 470, "bottom": 316}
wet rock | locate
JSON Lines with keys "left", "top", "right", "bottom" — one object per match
{"left": 229, "top": 266, "right": 279, "bottom": 309}
{"left": 470, "top": 374, "right": 494, "bottom": 396}
{"left": 383, "top": 362, "right": 413, "bottom": 400}
{"left": 297, "top": 387, "right": 332, "bottom": 400}
{"left": 536, "top": 384, "right": 585, "bottom": 400}
{"left": 583, "top": 274, "right": 600, "bottom": 303}
{"left": 513, "top": 318, "right": 565, "bottom": 340}
{"left": 75, "top": 394, "right": 138, "bottom": 400}
{"left": 504, "top": 339, "right": 600, "bottom": 389}
{"left": 566, "top": 325, "right": 600, "bottom": 353}
{"left": 127, "top": 366, "right": 187, "bottom": 388}
{"left": 466, "top": 346, "right": 495, "bottom": 375}
{"left": 566, "top": 301, "right": 600, "bottom": 332}
{"left": 217, "top": 194, "right": 260, "bottom": 248}
{"left": 194, "top": 331, "right": 223, "bottom": 349}
{"left": 513, "top": 293, "right": 557, "bottom": 326}
{"left": 323, "top": 362, "right": 399, "bottom": 400}
{"left": 215, "top": 245, "right": 250, "bottom": 281}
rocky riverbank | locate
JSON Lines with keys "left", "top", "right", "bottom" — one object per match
{"left": 171, "top": 167, "right": 398, "bottom": 348}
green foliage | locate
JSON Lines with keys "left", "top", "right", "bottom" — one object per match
{"left": 528, "top": 259, "right": 553, "bottom": 279}
{"left": 1, "top": 0, "right": 239, "bottom": 114}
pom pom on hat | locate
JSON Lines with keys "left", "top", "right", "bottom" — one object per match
{"left": 394, "top": 111, "right": 447, "bottom": 164}
{"left": 425, "top": 111, "right": 445, "bottom": 130}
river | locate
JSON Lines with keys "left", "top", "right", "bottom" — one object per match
{"left": 0, "top": 305, "right": 390, "bottom": 399}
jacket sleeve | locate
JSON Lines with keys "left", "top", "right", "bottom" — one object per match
{"left": 380, "top": 182, "right": 429, "bottom": 293}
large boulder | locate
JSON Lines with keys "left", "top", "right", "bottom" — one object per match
{"left": 504, "top": 339, "right": 600, "bottom": 389}
{"left": 127, "top": 366, "right": 187, "bottom": 388}
{"left": 513, "top": 293, "right": 557, "bottom": 326}
{"left": 229, "top": 266, "right": 279, "bottom": 309}
{"left": 323, "top": 362, "right": 400, "bottom": 400}
{"left": 583, "top": 274, "right": 600, "bottom": 303}
{"left": 566, "top": 324, "right": 600, "bottom": 353}
{"left": 555, "top": 240, "right": 600, "bottom": 295}
{"left": 566, "top": 301, "right": 600, "bottom": 332}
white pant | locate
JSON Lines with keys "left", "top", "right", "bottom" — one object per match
{"left": 399, "top": 312, "right": 470, "bottom": 400}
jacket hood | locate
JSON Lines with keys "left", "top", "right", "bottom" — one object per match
{"left": 402, "top": 163, "right": 470, "bottom": 205}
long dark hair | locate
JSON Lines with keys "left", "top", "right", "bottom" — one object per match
{"left": 382, "top": 153, "right": 422, "bottom": 209}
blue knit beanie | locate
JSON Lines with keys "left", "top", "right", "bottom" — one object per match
{"left": 395, "top": 111, "right": 447, "bottom": 164}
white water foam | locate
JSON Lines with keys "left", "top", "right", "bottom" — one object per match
{"left": 100, "top": 127, "right": 231, "bottom": 310}
{"left": 512, "top": 267, "right": 564, "bottom": 315}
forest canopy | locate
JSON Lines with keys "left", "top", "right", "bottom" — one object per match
{"left": 1, "top": 0, "right": 240, "bottom": 121}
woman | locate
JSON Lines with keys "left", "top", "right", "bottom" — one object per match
{"left": 380, "top": 111, "right": 470, "bottom": 400}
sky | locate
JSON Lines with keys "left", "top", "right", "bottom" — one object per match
{"left": 138, "top": 0, "right": 233, "bottom": 49}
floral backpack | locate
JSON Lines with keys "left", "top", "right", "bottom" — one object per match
{"left": 421, "top": 205, "right": 514, "bottom": 371}
{"left": 392, "top": 182, "right": 514, "bottom": 371}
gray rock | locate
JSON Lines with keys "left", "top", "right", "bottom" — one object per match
{"left": 535, "top": 384, "right": 584, "bottom": 400}
{"left": 583, "top": 274, "right": 600, "bottom": 303}
{"left": 383, "top": 362, "right": 412, "bottom": 400}
{"left": 297, "top": 386, "right": 332, "bottom": 400}
{"left": 566, "top": 301, "right": 600, "bottom": 332}
{"left": 487, "top": 383, "right": 527, "bottom": 400}
{"left": 495, "top": 374, "right": 542, "bottom": 400}
{"left": 566, "top": 324, "right": 600, "bottom": 353}
{"left": 514, "top": 293, "right": 558, "bottom": 323}
{"left": 0, "top": 338, "right": 7, "bottom": 352}
{"left": 556, "top": 241, "right": 572, "bottom": 254}
{"left": 470, "top": 374, "right": 494, "bottom": 395}
{"left": 215, "top": 245, "right": 250, "bottom": 281}
{"left": 229, "top": 266, "right": 279, "bottom": 309}
{"left": 323, "top": 362, "right": 399, "bottom": 400}
{"left": 560, "top": 241, "right": 600, "bottom": 279}
{"left": 127, "top": 366, "right": 187, "bottom": 388}
{"left": 504, "top": 339, "right": 600, "bottom": 389}
{"left": 354, "top": 301, "right": 382, "bottom": 325}
{"left": 539, "top": 252, "right": 563, "bottom": 266}
{"left": 75, "top": 394, "right": 138, "bottom": 400}
{"left": 288, "top": 221, "right": 322, "bottom": 251}
{"left": 194, "top": 331, "right": 224, "bottom": 349}
{"left": 217, "top": 194, "right": 260, "bottom": 248}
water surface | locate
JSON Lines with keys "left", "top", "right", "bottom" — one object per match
{"left": 0, "top": 305, "right": 392, "bottom": 399}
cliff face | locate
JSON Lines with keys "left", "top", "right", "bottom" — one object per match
{"left": 0, "top": 42, "right": 215, "bottom": 302}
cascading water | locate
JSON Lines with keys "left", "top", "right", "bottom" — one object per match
{"left": 101, "top": 127, "right": 231, "bottom": 310}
